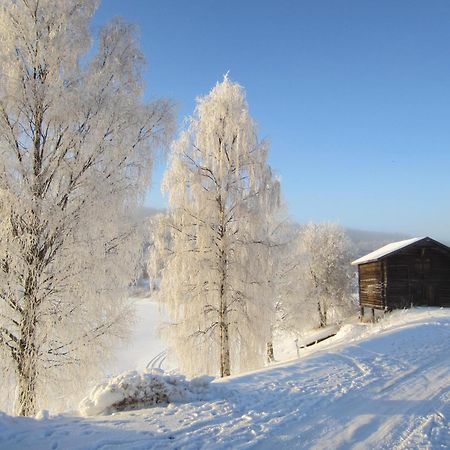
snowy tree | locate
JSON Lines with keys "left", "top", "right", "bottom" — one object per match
{"left": 296, "top": 223, "right": 355, "bottom": 328}
{"left": 149, "top": 77, "right": 280, "bottom": 377}
{"left": 259, "top": 212, "right": 299, "bottom": 361}
{"left": 0, "top": 0, "right": 173, "bottom": 415}
{"left": 268, "top": 220, "right": 308, "bottom": 334}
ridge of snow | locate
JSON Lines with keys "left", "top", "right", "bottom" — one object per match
{"left": 79, "top": 369, "right": 214, "bottom": 416}
{"left": 351, "top": 236, "right": 425, "bottom": 265}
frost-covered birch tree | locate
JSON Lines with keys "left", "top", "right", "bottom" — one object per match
{"left": 297, "top": 222, "right": 354, "bottom": 328}
{"left": 269, "top": 220, "right": 309, "bottom": 334}
{"left": 150, "top": 77, "right": 280, "bottom": 377}
{"left": 0, "top": 0, "right": 173, "bottom": 415}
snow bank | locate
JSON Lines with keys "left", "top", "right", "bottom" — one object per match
{"left": 79, "top": 369, "right": 214, "bottom": 416}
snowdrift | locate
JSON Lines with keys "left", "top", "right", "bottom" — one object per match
{"left": 79, "top": 369, "right": 214, "bottom": 416}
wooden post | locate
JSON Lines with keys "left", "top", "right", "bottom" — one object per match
{"left": 266, "top": 342, "right": 275, "bottom": 363}
{"left": 360, "top": 306, "right": 364, "bottom": 322}
{"left": 371, "top": 308, "right": 375, "bottom": 322}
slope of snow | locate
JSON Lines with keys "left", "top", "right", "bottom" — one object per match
{"left": 351, "top": 237, "right": 424, "bottom": 265}
{"left": 106, "top": 297, "right": 170, "bottom": 374}
{"left": 0, "top": 308, "right": 449, "bottom": 449}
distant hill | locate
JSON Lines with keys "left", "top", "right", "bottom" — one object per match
{"left": 346, "top": 228, "right": 450, "bottom": 258}
{"left": 345, "top": 228, "right": 411, "bottom": 259}
{"left": 131, "top": 208, "right": 433, "bottom": 266}
{"left": 294, "top": 223, "right": 412, "bottom": 260}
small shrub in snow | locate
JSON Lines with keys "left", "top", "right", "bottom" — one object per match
{"left": 79, "top": 369, "right": 214, "bottom": 416}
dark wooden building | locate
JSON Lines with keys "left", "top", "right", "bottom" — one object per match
{"left": 352, "top": 237, "right": 450, "bottom": 315}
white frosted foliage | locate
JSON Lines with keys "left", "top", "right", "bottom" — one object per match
{"left": 274, "top": 222, "right": 355, "bottom": 335}
{"left": 150, "top": 77, "right": 280, "bottom": 377}
{"left": 296, "top": 222, "right": 355, "bottom": 328}
{"left": 0, "top": 0, "right": 174, "bottom": 415}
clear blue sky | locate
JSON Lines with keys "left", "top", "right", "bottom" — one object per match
{"left": 92, "top": 0, "right": 450, "bottom": 241}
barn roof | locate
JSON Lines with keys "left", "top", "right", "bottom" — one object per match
{"left": 351, "top": 237, "right": 426, "bottom": 266}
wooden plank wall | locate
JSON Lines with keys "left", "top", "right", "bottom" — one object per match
{"left": 385, "top": 241, "right": 450, "bottom": 308}
{"left": 359, "top": 261, "right": 384, "bottom": 309}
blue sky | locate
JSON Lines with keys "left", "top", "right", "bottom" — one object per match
{"left": 93, "top": 1, "right": 450, "bottom": 241}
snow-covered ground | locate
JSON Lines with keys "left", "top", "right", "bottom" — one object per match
{"left": 105, "top": 297, "right": 170, "bottom": 374}
{"left": 0, "top": 307, "right": 449, "bottom": 449}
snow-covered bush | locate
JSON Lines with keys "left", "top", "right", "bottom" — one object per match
{"left": 79, "top": 369, "right": 214, "bottom": 416}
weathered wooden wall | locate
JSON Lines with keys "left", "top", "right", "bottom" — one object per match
{"left": 385, "top": 241, "right": 450, "bottom": 308}
{"left": 359, "top": 261, "right": 384, "bottom": 309}
{"left": 358, "top": 239, "right": 450, "bottom": 310}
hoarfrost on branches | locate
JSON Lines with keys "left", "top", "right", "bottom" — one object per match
{"left": 0, "top": 0, "right": 174, "bottom": 415}
{"left": 273, "top": 222, "right": 356, "bottom": 336}
{"left": 149, "top": 76, "right": 280, "bottom": 378}
{"left": 297, "top": 222, "right": 355, "bottom": 328}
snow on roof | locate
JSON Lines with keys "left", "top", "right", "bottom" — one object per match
{"left": 351, "top": 237, "right": 426, "bottom": 266}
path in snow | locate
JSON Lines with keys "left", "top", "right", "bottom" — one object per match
{"left": 0, "top": 309, "right": 449, "bottom": 449}
{"left": 106, "top": 298, "right": 170, "bottom": 374}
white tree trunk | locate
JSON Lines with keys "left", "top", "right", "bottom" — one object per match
{"left": 16, "top": 295, "right": 38, "bottom": 416}
{"left": 318, "top": 300, "right": 327, "bottom": 328}
{"left": 219, "top": 316, "right": 231, "bottom": 377}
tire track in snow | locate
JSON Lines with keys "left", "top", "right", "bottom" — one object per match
{"left": 146, "top": 351, "right": 167, "bottom": 370}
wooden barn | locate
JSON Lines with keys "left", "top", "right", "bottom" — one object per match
{"left": 352, "top": 237, "right": 450, "bottom": 317}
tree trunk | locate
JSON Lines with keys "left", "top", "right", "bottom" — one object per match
{"left": 217, "top": 193, "right": 231, "bottom": 378}
{"left": 266, "top": 341, "right": 275, "bottom": 363}
{"left": 16, "top": 298, "right": 38, "bottom": 416}
{"left": 16, "top": 205, "right": 41, "bottom": 416}
{"left": 15, "top": 102, "right": 44, "bottom": 416}
{"left": 219, "top": 319, "right": 231, "bottom": 377}
{"left": 17, "top": 353, "right": 38, "bottom": 416}
{"left": 318, "top": 300, "right": 327, "bottom": 328}
{"left": 218, "top": 250, "right": 231, "bottom": 377}
{"left": 218, "top": 253, "right": 230, "bottom": 377}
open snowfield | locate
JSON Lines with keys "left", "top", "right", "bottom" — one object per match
{"left": 0, "top": 307, "right": 449, "bottom": 450}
